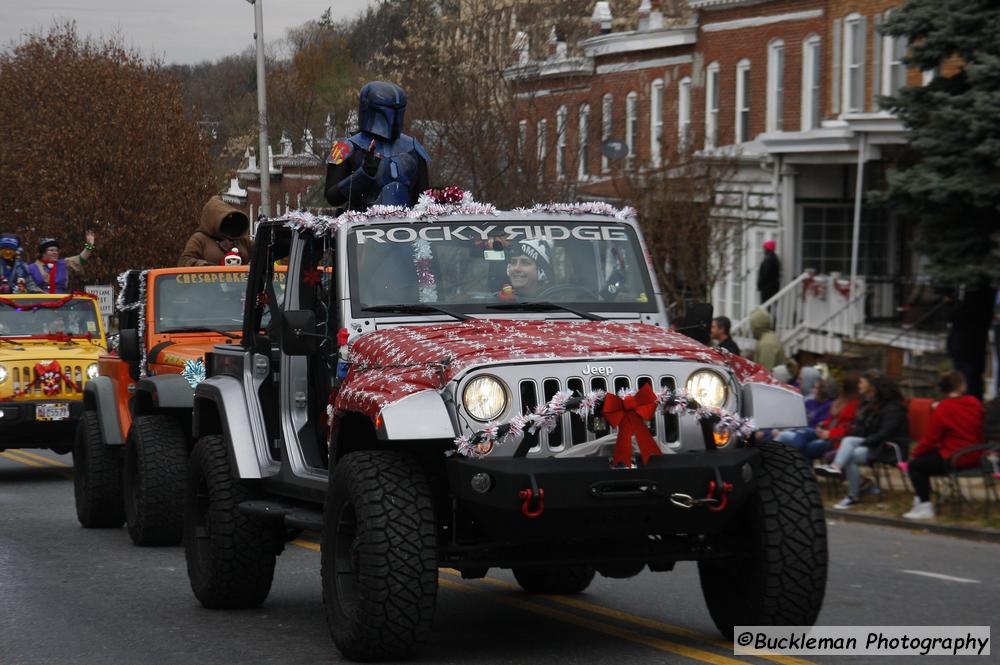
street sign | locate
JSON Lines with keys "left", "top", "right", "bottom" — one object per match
{"left": 600, "top": 138, "right": 628, "bottom": 162}
{"left": 85, "top": 285, "right": 114, "bottom": 329}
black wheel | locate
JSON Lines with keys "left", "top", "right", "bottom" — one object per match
{"left": 124, "top": 414, "right": 188, "bottom": 546}
{"left": 512, "top": 565, "right": 595, "bottom": 594}
{"left": 698, "top": 440, "right": 828, "bottom": 638}
{"left": 184, "top": 435, "right": 279, "bottom": 609}
{"left": 322, "top": 451, "right": 438, "bottom": 661}
{"left": 73, "top": 410, "right": 125, "bottom": 528}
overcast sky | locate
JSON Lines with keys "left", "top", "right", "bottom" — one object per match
{"left": 0, "top": 1, "right": 376, "bottom": 65}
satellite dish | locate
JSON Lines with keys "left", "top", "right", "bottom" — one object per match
{"left": 600, "top": 138, "right": 628, "bottom": 162}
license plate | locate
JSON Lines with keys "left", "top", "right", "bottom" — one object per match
{"left": 36, "top": 403, "right": 70, "bottom": 421}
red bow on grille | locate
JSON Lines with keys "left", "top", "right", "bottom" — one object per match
{"left": 34, "top": 360, "right": 62, "bottom": 395}
{"left": 602, "top": 382, "right": 662, "bottom": 466}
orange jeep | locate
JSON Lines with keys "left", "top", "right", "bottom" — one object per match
{"left": 74, "top": 266, "right": 264, "bottom": 545}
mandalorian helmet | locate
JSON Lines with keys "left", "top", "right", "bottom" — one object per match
{"left": 357, "top": 81, "right": 407, "bottom": 141}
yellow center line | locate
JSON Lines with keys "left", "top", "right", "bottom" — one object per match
{"left": 439, "top": 577, "right": 746, "bottom": 665}
{"left": 9, "top": 449, "right": 72, "bottom": 467}
{"left": 292, "top": 541, "right": 806, "bottom": 665}
{"left": 1, "top": 451, "right": 46, "bottom": 467}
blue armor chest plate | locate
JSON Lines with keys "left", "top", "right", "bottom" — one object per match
{"left": 347, "top": 132, "right": 430, "bottom": 206}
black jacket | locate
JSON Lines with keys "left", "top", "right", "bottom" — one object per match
{"left": 757, "top": 251, "right": 780, "bottom": 295}
{"left": 718, "top": 336, "right": 741, "bottom": 356}
{"left": 852, "top": 399, "right": 909, "bottom": 459}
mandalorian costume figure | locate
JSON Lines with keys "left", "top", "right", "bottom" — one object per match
{"left": 324, "top": 81, "right": 431, "bottom": 210}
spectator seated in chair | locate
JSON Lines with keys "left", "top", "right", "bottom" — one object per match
{"left": 816, "top": 370, "right": 908, "bottom": 509}
{"left": 775, "top": 371, "right": 834, "bottom": 450}
{"left": 780, "top": 372, "right": 860, "bottom": 460}
{"left": 901, "top": 371, "right": 984, "bottom": 520}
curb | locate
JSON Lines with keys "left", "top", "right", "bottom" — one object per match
{"left": 827, "top": 509, "right": 1000, "bottom": 544}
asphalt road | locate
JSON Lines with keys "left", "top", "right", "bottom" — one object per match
{"left": 1, "top": 448, "right": 997, "bottom": 665}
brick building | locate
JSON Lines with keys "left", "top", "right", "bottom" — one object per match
{"left": 510, "top": 0, "right": 922, "bottom": 331}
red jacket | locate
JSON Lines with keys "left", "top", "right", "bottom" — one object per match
{"left": 820, "top": 398, "right": 860, "bottom": 446}
{"left": 910, "top": 395, "right": 984, "bottom": 468}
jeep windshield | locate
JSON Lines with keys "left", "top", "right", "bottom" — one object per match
{"left": 153, "top": 271, "right": 284, "bottom": 334}
{"left": 0, "top": 297, "right": 103, "bottom": 338}
{"left": 347, "top": 220, "right": 656, "bottom": 317}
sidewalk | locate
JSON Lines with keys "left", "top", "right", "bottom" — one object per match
{"left": 819, "top": 483, "right": 1000, "bottom": 543}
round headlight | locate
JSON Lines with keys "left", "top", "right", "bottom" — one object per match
{"left": 0, "top": 366, "right": 7, "bottom": 384}
{"left": 686, "top": 370, "right": 727, "bottom": 408}
{"left": 86, "top": 363, "right": 99, "bottom": 380}
{"left": 462, "top": 375, "right": 508, "bottom": 422}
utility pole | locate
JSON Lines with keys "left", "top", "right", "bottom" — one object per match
{"left": 247, "top": 0, "right": 270, "bottom": 218}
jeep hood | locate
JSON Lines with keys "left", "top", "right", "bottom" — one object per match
{"left": 0, "top": 341, "right": 105, "bottom": 364}
{"left": 336, "top": 320, "right": 776, "bottom": 419}
{"left": 150, "top": 341, "right": 223, "bottom": 368}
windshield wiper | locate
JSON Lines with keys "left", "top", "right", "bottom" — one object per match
{"left": 486, "top": 301, "right": 605, "bottom": 321}
{"left": 162, "top": 326, "right": 240, "bottom": 339}
{"left": 361, "top": 304, "right": 471, "bottom": 321}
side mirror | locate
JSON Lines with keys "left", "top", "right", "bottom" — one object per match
{"left": 674, "top": 302, "right": 713, "bottom": 346}
{"left": 119, "top": 328, "right": 140, "bottom": 362}
{"left": 281, "top": 309, "right": 318, "bottom": 356}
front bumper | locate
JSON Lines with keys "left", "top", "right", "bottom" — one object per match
{"left": 0, "top": 399, "right": 83, "bottom": 448}
{"left": 446, "top": 448, "right": 760, "bottom": 545}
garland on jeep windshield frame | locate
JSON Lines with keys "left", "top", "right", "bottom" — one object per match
{"left": 452, "top": 385, "right": 756, "bottom": 459}
{"left": 281, "top": 190, "right": 637, "bottom": 238}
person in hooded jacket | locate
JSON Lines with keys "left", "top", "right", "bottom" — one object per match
{"left": 901, "top": 370, "right": 984, "bottom": 520}
{"left": 817, "top": 370, "right": 908, "bottom": 509}
{"left": 178, "top": 196, "right": 252, "bottom": 267}
{"left": 748, "top": 307, "right": 787, "bottom": 370}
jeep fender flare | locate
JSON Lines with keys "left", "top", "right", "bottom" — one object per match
{"left": 192, "top": 376, "right": 272, "bottom": 480}
{"left": 134, "top": 374, "right": 195, "bottom": 415}
{"left": 83, "top": 376, "right": 124, "bottom": 446}
{"left": 740, "top": 383, "right": 807, "bottom": 429}
{"left": 375, "top": 390, "right": 457, "bottom": 440}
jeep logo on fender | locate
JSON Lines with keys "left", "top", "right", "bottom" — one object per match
{"left": 582, "top": 365, "right": 614, "bottom": 376}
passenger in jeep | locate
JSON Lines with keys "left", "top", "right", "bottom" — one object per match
{"left": 501, "top": 238, "right": 552, "bottom": 299}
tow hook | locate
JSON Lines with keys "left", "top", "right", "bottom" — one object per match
{"left": 518, "top": 473, "right": 545, "bottom": 518}
{"left": 704, "top": 480, "right": 733, "bottom": 512}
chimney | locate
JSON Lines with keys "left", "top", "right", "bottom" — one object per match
{"left": 649, "top": 0, "right": 664, "bottom": 30}
{"left": 512, "top": 30, "right": 530, "bottom": 66}
{"left": 591, "top": 2, "right": 613, "bottom": 36}
{"left": 638, "top": 0, "right": 651, "bottom": 31}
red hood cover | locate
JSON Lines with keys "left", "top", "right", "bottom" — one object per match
{"left": 336, "top": 320, "right": 777, "bottom": 419}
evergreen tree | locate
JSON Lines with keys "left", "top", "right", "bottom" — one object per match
{"left": 882, "top": 0, "right": 1000, "bottom": 287}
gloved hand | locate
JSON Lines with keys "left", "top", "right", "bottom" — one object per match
{"left": 362, "top": 138, "right": 381, "bottom": 177}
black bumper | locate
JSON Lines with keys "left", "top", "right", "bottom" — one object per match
{"left": 446, "top": 449, "right": 760, "bottom": 545}
{"left": 0, "top": 400, "right": 83, "bottom": 448}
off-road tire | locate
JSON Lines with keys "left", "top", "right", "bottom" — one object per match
{"left": 322, "top": 451, "right": 437, "bottom": 661}
{"left": 512, "top": 565, "right": 596, "bottom": 594}
{"left": 184, "top": 435, "right": 279, "bottom": 609}
{"left": 124, "top": 414, "right": 188, "bottom": 546}
{"left": 698, "top": 440, "right": 827, "bottom": 637}
{"left": 73, "top": 410, "right": 125, "bottom": 528}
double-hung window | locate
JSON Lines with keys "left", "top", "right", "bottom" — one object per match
{"left": 766, "top": 41, "right": 784, "bottom": 132}
{"left": 735, "top": 60, "right": 751, "bottom": 142}
{"left": 705, "top": 63, "right": 720, "bottom": 149}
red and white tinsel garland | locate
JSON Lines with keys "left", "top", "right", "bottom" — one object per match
{"left": 453, "top": 387, "right": 756, "bottom": 458}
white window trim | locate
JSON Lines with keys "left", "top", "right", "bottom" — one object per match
{"left": 801, "top": 35, "right": 821, "bottom": 130}
{"left": 536, "top": 118, "right": 547, "bottom": 165}
{"left": 555, "top": 105, "right": 568, "bottom": 179}
{"left": 601, "top": 93, "right": 613, "bottom": 173}
{"left": 650, "top": 79, "right": 664, "bottom": 166}
{"left": 705, "top": 63, "right": 720, "bottom": 149}
{"left": 625, "top": 91, "right": 638, "bottom": 158}
{"left": 881, "top": 12, "right": 907, "bottom": 97}
{"left": 678, "top": 76, "right": 692, "bottom": 148}
{"left": 842, "top": 13, "right": 865, "bottom": 113}
{"left": 735, "top": 59, "right": 751, "bottom": 143}
{"left": 518, "top": 119, "right": 528, "bottom": 156}
{"left": 766, "top": 40, "right": 784, "bottom": 132}
{"left": 578, "top": 104, "right": 590, "bottom": 181}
